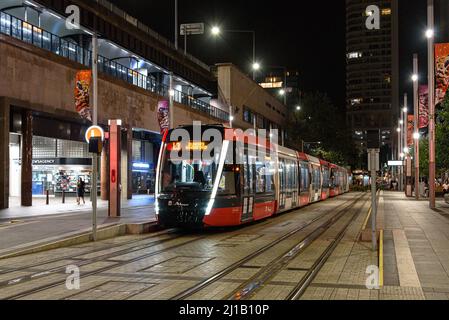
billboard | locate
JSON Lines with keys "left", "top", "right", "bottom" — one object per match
{"left": 74, "top": 70, "right": 92, "bottom": 121}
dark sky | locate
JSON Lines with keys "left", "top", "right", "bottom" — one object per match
{"left": 106, "top": 0, "right": 429, "bottom": 112}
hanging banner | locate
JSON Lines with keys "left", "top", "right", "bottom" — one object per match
{"left": 157, "top": 100, "right": 170, "bottom": 134}
{"left": 419, "top": 85, "right": 429, "bottom": 129}
{"left": 407, "top": 115, "right": 414, "bottom": 147}
{"left": 435, "top": 43, "right": 449, "bottom": 105}
{"left": 74, "top": 70, "right": 92, "bottom": 121}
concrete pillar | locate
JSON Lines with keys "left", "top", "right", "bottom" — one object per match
{"left": 100, "top": 142, "right": 109, "bottom": 201}
{"left": 126, "top": 127, "right": 133, "bottom": 200}
{"left": 121, "top": 126, "right": 133, "bottom": 201}
{"left": 109, "top": 120, "right": 121, "bottom": 217}
{"left": 21, "top": 110, "right": 33, "bottom": 207}
{"left": 0, "top": 98, "right": 9, "bottom": 209}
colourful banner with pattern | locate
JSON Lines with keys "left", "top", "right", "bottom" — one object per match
{"left": 407, "top": 115, "right": 414, "bottom": 147}
{"left": 157, "top": 100, "right": 170, "bottom": 134}
{"left": 435, "top": 43, "right": 449, "bottom": 105}
{"left": 74, "top": 70, "right": 92, "bottom": 121}
{"left": 419, "top": 85, "right": 429, "bottom": 129}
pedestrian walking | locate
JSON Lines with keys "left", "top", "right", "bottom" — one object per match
{"left": 77, "top": 177, "right": 86, "bottom": 205}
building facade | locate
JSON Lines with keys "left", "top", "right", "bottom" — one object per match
{"left": 346, "top": 0, "right": 399, "bottom": 168}
{"left": 0, "top": 0, "right": 230, "bottom": 209}
{"left": 215, "top": 63, "right": 288, "bottom": 144}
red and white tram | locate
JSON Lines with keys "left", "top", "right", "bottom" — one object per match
{"left": 155, "top": 125, "right": 350, "bottom": 228}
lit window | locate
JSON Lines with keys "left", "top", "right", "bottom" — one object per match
{"left": 347, "top": 52, "right": 362, "bottom": 59}
{"left": 382, "top": 8, "right": 391, "bottom": 15}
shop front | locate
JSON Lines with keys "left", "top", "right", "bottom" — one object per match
{"left": 131, "top": 130, "right": 161, "bottom": 195}
{"left": 32, "top": 158, "right": 92, "bottom": 197}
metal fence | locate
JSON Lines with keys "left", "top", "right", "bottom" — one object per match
{"left": 0, "top": 11, "right": 229, "bottom": 122}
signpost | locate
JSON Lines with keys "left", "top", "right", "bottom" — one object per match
{"left": 180, "top": 23, "right": 204, "bottom": 55}
{"left": 367, "top": 130, "right": 380, "bottom": 251}
{"left": 86, "top": 125, "right": 104, "bottom": 241}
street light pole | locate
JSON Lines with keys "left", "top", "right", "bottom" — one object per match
{"left": 174, "top": 0, "right": 178, "bottom": 50}
{"left": 413, "top": 54, "right": 420, "bottom": 200}
{"left": 427, "top": 0, "right": 436, "bottom": 209}
{"left": 403, "top": 94, "right": 408, "bottom": 193}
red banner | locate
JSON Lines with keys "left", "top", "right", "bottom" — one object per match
{"left": 74, "top": 70, "right": 92, "bottom": 121}
{"left": 407, "top": 115, "right": 414, "bottom": 147}
{"left": 435, "top": 43, "right": 449, "bottom": 105}
{"left": 419, "top": 85, "right": 429, "bottom": 129}
{"left": 157, "top": 100, "right": 170, "bottom": 134}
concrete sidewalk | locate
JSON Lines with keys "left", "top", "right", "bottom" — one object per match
{"left": 381, "top": 192, "right": 449, "bottom": 299}
{"left": 2, "top": 195, "right": 155, "bottom": 220}
{"left": 302, "top": 191, "right": 449, "bottom": 300}
{"left": 0, "top": 195, "right": 157, "bottom": 255}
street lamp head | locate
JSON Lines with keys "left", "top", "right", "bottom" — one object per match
{"left": 403, "top": 107, "right": 408, "bottom": 113}
{"left": 403, "top": 147, "right": 409, "bottom": 154}
{"left": 426, "top": 29, "right": 434, "bottom": 39}
{"left": 397, "top": 127, "right": 401, "bottom": 133}
{"left": 279, "top": 89, "right": 286, "bottom": 96}
{"left": 211, "top": 26, "right": 221, "bottom": 36}
{"left": 296, "top": 106, "right": 301, "bottom": 111}
{"left": 411, "top": 74, "right": 418, "bottom": 82}
{"left": 400, "top": 152, "right": 405, "bottom": 158}
{"left": 252, "top": 62, "right": 261, "bottom": 71}
{"left": 229, "top": 115, "right": 234, "bottom": 122}
{"left": 399, "top": 120, "right": 404, "bottom": 125}
{"left": 413, "top": 132, "right": 421, "bottom": 140}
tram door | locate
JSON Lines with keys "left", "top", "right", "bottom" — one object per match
{"left": 241, "top": 146, "right": 255, "bottom": 222}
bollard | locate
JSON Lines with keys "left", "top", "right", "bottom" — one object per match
{"left": 46, "top": 190, "right": 49, "bottom": 205}
{"left": 62, "top": 190, "right": 65, "bottom": 204}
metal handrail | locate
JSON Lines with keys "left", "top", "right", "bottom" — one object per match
{"left": 0, "top": 11, "right": 229, "bottom": 122}
{"left": 92, "top": 0, "right": 211, "bottom": 72}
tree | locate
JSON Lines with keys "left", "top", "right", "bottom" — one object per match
{"left": 285, "top": 91, "right": 355, "bottom": 167}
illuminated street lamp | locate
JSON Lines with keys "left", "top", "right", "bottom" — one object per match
{"left": 412, "top": 74, "right": 418, "bottom": 82}
{"left": 211, "top": 26, "right": 221, "bottom": 36}
{"left": 279, "top": 89, "right": 286, "bottom": 96}
{"left": 252, "top": 62, "right": 261, "bottom": 71}
{"left": 426, "top": 28, "right": 434, "bottom": 39}
{"left": 413, "top": 132, "right": 421, "bottom": 140}
{"left": 296, "top": 106, "right": 301, "bottom": 111}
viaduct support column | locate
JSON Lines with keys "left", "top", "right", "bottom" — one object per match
{"left": 21, "top": 110, "right": 33, "bottom": 207}
{"left": 0, "top": 98, "right": 9, "bottom": 209}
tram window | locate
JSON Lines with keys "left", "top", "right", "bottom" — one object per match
{"left": 300, "top": 162, "right": 309, "bottom": 193}
{"left": 256, "top": 162, "right": 265, "bottom": 193}
{"left": 218, "top": 167, "right": 236, "bottom": 195}
{"left": 322, "top": 167, "right": 330, "bottom": 188}
{"left": 265, "top": 161, "right": 275, "bottom": 193}
{"left": 279, "top": 159, "right": 286, "bottom": 193}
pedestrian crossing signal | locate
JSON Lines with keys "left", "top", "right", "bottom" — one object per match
{"left": 89, "top": 137, "right": 103, "bottom": 154}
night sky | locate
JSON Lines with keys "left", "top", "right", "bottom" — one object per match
{"left": 107, "top": 0, "right": 430, "bottom": 112}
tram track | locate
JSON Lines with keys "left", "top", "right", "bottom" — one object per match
{"left": 0, "top": 229, "right": 177, "bottom": 276}
{"left": 227, "top": 196, "right": 369, "bottom": 300}
{"left": 1, "top": 193, "right": 364, "bottom": 300}
{"left": 170, "top": 193, "right": 367, "bottom": 300}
